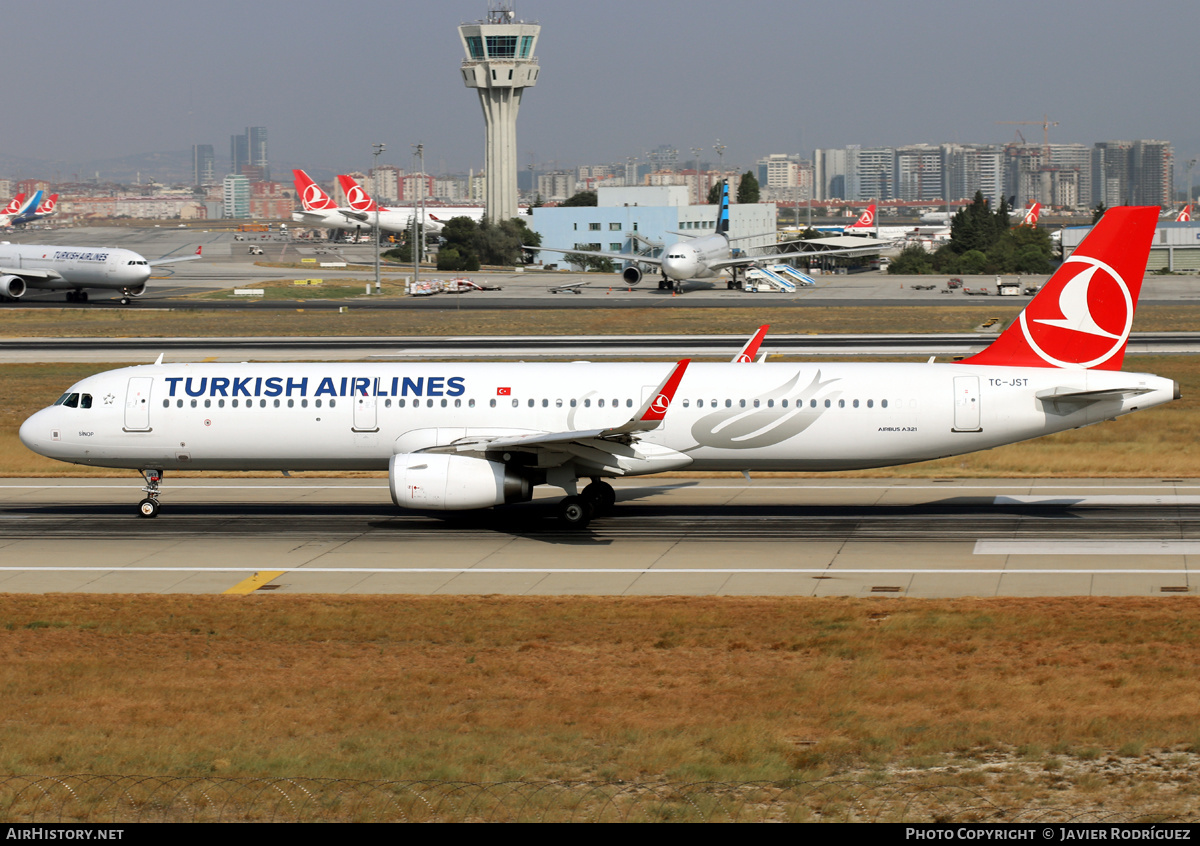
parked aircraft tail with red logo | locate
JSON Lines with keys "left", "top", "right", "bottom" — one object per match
{"left": 1178, "top": 204, "right": 1192, "bottom": 223}
{"left": 292, "top": 170, "right": 337, "bottom": 211}
{"left": 1020, "top": 202, "right": 1041, "bottom": 226}
{"left": 336, "top": 175, "right": 381, "bottom": 213}
{"left": 845, "top": 204, "right": 876, "bottom": 230}
{"left": 36, "top": 194, "right": 58, "bottom": 215}
{"left": 962, "top": 206, "right": 1160, "bottom": 372}
{"left": 1, "top": 194, "right": 26, "bottom": 216}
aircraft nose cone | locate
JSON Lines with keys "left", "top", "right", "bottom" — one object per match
{"left": 18, "top": 410, "right": 46, "bottom": 455}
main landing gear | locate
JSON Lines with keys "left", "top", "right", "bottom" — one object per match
{"left": 138, "top": 469, "right": 162, "bottom": 518}
{"left": 65, "top": 291, "right": 89, "bottom": 303}
{"left": 557, "top": 480, "right": 616, "bottom": 529}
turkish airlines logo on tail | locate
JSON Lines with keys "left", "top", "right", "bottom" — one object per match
{"left": 1021, "top": 202, "right": 1041, "bottom": 226}
{"left": 38, "top": 195, "right": 57, "bottom": 214}
{"left": 302, "top": 183, "right": 335, "bottom": 211}
{"left": 1179, "top": 205, "right": 1192, "bottom": 223}
{"left": 1019, "top": 255, "right": 1133, "bottom": 369}
{"left": 346, "top": 186, "right": 372, "bottom": 212}
{"left": 1, "top": 195, "right": 24, "bottom": 215}
{"left": 649, "top": 394, "right": 671, "bottom": 414}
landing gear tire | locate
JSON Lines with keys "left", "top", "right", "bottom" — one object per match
{"left": 582, "top": 481, "right": 616, "bottom": 514}
{"left": 119, "top": 297, "right": 131, "bottom": 305}
{"left": 138, "top": 498, "right": 159, "bottom": 519}
{"left": 558, "top": 496, "right": 594, "bottom": 529}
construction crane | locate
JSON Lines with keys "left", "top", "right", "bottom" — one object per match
{"left": 997, "top": 115, "right": 1059, "bottom": 159}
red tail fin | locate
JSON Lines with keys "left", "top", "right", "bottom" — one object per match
{"left": 962, "top": 207, "right": 1159, "bottom": 371}
{"left": 1179, "top": 205, "right": 1192, "bottom": 223}
{"left": 337, "top": 175, "right": 379, "bottom": 212}
{"left": 1021, "top": 202, "right": 1041, "bottom": 226}
{"left": 1, "top": 194, "right": 25, "bottom": 215}
{"left": 847, "top": 204, "right": 876, "bottom": 229}
{"left": 292, "top": 169, "right": 336, "bottom": 211}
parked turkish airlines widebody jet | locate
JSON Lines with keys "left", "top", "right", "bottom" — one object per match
{"left": 19, "top": 207, "right": 1176, "bottom": 527}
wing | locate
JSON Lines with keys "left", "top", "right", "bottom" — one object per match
{"left": 0, "top": 266, "right": 63, "bottom": 289}
{"left": 708, "top": 238, "right": 896, "bottom": 271}
{"left": 422, "top": 360, "right": 692, "bottom": 475}
{"left": 525, "top": 245, "right": 663, "bottom": 267}
{"left": 148, "top": 247, "right": 203, "bottom": 268}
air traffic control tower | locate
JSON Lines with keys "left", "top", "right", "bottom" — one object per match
{"left": 458, "top": 2, "right": 540, "bottom": 222}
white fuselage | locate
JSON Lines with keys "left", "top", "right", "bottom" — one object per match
{"left": 19, "top": 361, "right": 1176, "bottom": 474}
{"left": 660, "top": 234, "right": 733, "bottom": 282}
{"left": 0, "top": 244, "right": 152, "bottom": 293}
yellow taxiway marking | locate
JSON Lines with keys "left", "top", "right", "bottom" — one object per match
{"left": 223, "top": 571, "right": 286, "bottom": 595}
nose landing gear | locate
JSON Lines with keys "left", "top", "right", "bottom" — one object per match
{"left": 138, "top": 469, "right": 162, "bottom": 518}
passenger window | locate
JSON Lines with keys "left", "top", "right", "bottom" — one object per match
{"left": 441, "top": 399, "right": 448, "bottom": 408}
{"left": 330, "top": 400, "right": 337, "bottom": 408}
{"left": 177, "top": 400, "right": 184, "bottom": 408}
{"left": 867, "top": 400, "right": 874, "bottom": 408}
{"left": 853, "top": 400, "right": 860, "bottom": 408}
{"left": 398, "top": 399, "right": 405, "bottom": 408}
{"left": 191, "top": 400, "right": 197, "bottom": 408}
{"left": 542, "top": 399, "right": 548, "bottom": 408}
{"left": 232, "top": 399, "right": 239, "bottom": 408}
{"left": 273, "top": 399, "right": 280, "bottom": 408}
{"left": 489, "top": 399, "right": 495, "bottom": 408}
{"left": 598, "top": 399, "right": 605, "bottom": 408}
{"left": 218, "top": 399, "right": 225, "bottom": 408}
{"left": 302, "top": 399, "right": 308, "bottom": 408}
{"left": 839, "top": 400, "right": 845, "bottom": 408}
{"left": 512, "top": 399, "right": 519, "bottom": 408}
{"left": 315, "top": 400, "right": 322, "bottom": 408}
{"left": 205, "top": 399, "right": 212, "bottom": 408}
{"left": 162, "top": 400, "right": 169, "bottom": 408}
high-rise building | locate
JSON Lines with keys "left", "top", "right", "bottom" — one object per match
{"left": 894, "top": 145, "right": 943, "bottom": 202}
{"left": 942, "top": 144, "right": 1004, "bottom": 206}
{"left": 1131, "top": 140, "right": 1173, "bottom": 207}
{"left": 458, "top": 2, "right": 541, "bottom": 222}
{"left": 222, "top": 174, "right": 250, "bottom": 219}
{"left": 192, "top": 144, "right": 215, "bottom": 186}
{"left": 230, "top": 127, "right": 269, "bottom": 181}
{"left": 846, "top": 147, "right": 895, "bottom": 201}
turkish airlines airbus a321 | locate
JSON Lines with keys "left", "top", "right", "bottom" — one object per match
{"left": 20, "top": 207, "right": 1176, "bottom": 528}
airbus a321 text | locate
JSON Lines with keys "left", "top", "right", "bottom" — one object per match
{"left": 20, "top": 207, "right": 1176, "bottom": 528}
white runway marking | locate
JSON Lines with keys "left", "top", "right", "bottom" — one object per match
{"left": 0, "top": 567, "right": 1191, "bottom": 575}
{"left": 994, "top": 495, "right": 1200, "bottom": 506}
{"left": 975, "top": 540, "right": 1200, "bottom": 556}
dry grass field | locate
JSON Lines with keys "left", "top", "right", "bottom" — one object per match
{"left": 0, "top": 302, "right": 1198, "bottom": 338}
{"left": 1, "top": 595, "right": 1199, "bottom": 818}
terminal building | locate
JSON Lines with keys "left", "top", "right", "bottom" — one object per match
{"left": 1061, "top": 219, "right": 1200, "bottom": 273}
{"left": 530, "top": 186, "right": 777, "bottom": 268}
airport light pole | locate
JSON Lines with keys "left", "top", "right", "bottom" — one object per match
{"left": 1188, "top": 159, "right": 1197, "bottom": 215}
{"left": 373, "top": 143, "right": 385, "bottom": 295}
{"left": 691, "top": 147, "right": 703, "bottom": 205}
{"left": 713, "top": 141, "right": 726, "bottom": 197}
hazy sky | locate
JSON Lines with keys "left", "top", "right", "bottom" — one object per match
{"left": 5, "top": 0, "right": 1197, "bottom": 179}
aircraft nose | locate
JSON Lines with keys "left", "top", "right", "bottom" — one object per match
{"left": 18, "top": 409, "right": 49, "bottom": 455}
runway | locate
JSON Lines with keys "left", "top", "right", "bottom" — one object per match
{"left": 1, "top": 478, "right": 1196, "bottom": 597}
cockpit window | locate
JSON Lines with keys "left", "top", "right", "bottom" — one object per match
{"left": 55, "top": 393, "right": 80, "bottom": 408}
{"left": 80, "top": 394, "right": 93, "bottom": 409}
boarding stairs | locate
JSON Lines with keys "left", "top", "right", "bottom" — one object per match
{"left": 743, "top": 264, "right": 817, "bottom": 293}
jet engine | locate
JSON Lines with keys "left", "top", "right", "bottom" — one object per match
{"left": 622, "top": 266, "right": 643, "bottom": 286}
{"left": 389, "top": 453, "right": 531, "bottom": 511}
{"left": 0, "top": 275, "right": 26, "bottom": 299}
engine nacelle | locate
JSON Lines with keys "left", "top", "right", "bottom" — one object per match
{"left": 389, "top": 453, "right": 531, "bottom": 511}
{"left": 121, "top": 282, "right": 147, "bottom": 297}
{"left": 622, "top": 266, "right": 643, "bottom": 286}
{"left": 0, "top": 275, "right": 26, "bottom": 299}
